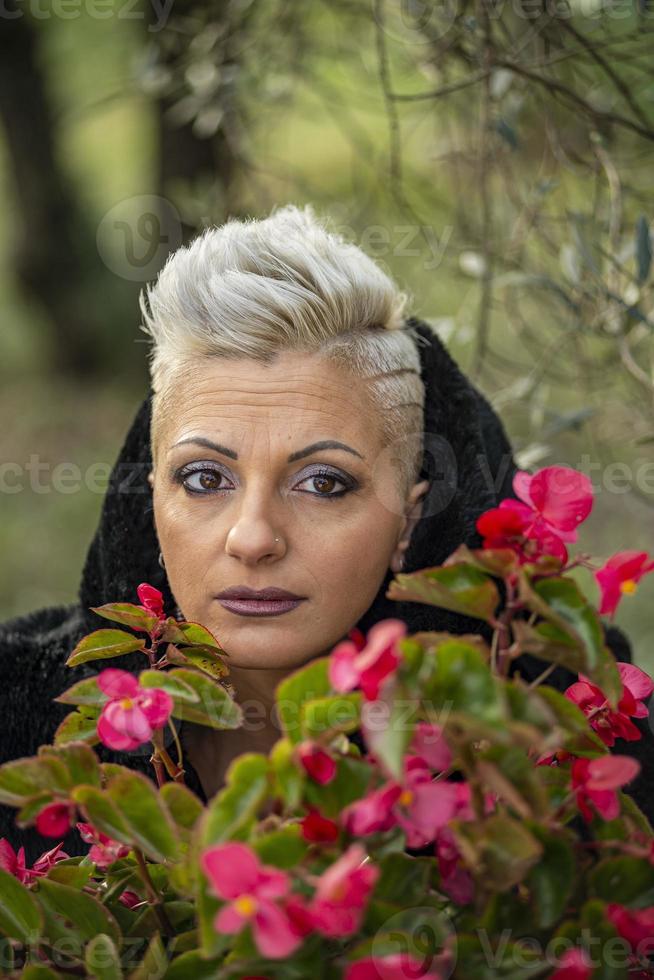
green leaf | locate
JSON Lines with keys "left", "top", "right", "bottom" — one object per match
{"left": 424, "top": 640, "right": 506, "bottom": 727}
{"left": 105, "top": 772, "right": 180, "bottom": 863}
{"left": 46, "top": 860, "right": 95, "bottom": 889}
{"left": 361, "top": 681, "right": 416, "bottom": 780}
{"left": 0, "top": 756, "right": 71, "bottom": 805}
{"left": 66, "top": 630, "right": 146, "bottom": 667}
{"left": 453, "top": 814, "right": 543, "bottom": 892}
{"left": 0, "top": 867, "right": 43, "bottom": 942}
{"left": 373, "top": 852, "right": 432, "bottom": 906}
{"left": 387, "top": 563, "right": 500, "bottom": 622}
{"left": 164, "top": 645, "right": 228, "bottom": 679}
{"left": 276, "top": 657, "right": 331, "bottom": 744}
{"left": 162, "top": 951, "right": 225, "bottom": 979}
{"left": 168, "top": 669, "right": 242, "bottom": 731}
{"left": 270, "top": 738, "right": 304, "bottom": 809}
{"left": 39, "top": 742, "right": 101, "bottom": 789}
{"left": 176, "top": 621, "right": 223, "bottom": 651}
{"left": 300, "top": 692, "right": 362, "bottom": 741}
{"left": 520, "top": 576, "right": 622, "bottom": 705}
{"left": 139, "top": 670, "right": 200, "bottom": 703}
{"left": 90, "top": 602, "right": 160, "bottom": 634}
{"left": 54, "top": 677, "right": 108, "bottom": 707}
{"left": 53, "top": 706, "right": 101, "bottom": 747}
{"left": 159, "top": 783, "right": 204, "bottom": 832}
{"left": 252, "top": 825, "right": 307, "bottom": 869}
{"left": 36, "top": 877, "right": 120, "bottom": 945}
{"left": 589, "top": 855, "right": 654, "bottom": 906}
{"left": 525, "top": 825, "right": 575, "bottom": 928}
{"left": 201, "top": 754, "right": 269, "bottom": 844}
{"left": 305, "top": 755, "right": 373, "bottom": 817}
{"left": 126, "top": 933, "right": 167, "bottom": 980}
{"left": 72, "top": 785, "right": 131, "bottom": 845}
{"left": 20, "top": 968, "right": 64, "bottom": 979}
{"left": 85, "top": 933, "right": 124, "bottom": 979}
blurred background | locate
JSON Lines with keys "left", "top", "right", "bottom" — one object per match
{"left": 1, "top": 0, "right": 652, "bottom": 666}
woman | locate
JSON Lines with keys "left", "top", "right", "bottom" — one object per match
{"left": 1, "top": 203, "right": 650, "bottom": 862}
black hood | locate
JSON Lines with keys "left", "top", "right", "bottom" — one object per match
{"left": 78, "top": 316, "right": 519, "bottom": 640}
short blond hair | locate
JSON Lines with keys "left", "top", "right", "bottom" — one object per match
{"left": 139, "top": 203, "right": 426, "bottom": 495}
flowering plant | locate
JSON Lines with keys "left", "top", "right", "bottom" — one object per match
{"left": 1, "top": 466, "right": 653, "bottom": 979}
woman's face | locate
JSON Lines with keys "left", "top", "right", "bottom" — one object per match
{"left": 150, "top": 352, "right": 427, "bottom": 671}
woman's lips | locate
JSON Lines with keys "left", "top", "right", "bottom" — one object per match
{"left": 216, "top": 597, "right": 306, "bottom": 617}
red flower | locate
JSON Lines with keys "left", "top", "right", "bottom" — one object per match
{"left": 477, "top": 499, "right": 569, "bottom": 564}
{"left": 345, "top": 954, "right": 441, "bottom": 979}
{"left": 476, "top": 465, "right": 593, "bottom": 564}
{"left": 0, "top": 838, "right": 69, "bottom": 885}
{"left": 136, "top": 582, "right": 166, "bottom": 620}
{"left": 564, "top": 662, "right": 654, "bottom": 747}
{"left": 549, "top": 947, "right": 593, "bottom": 980}
{"left": 307, "top": 844, "right": 379, "bottom": 938}
{"left": 329, "top": 619, "right": 406, "bottom": 701}
{"left": 35, "top": 801, "right": 75, "bottom": 838}
{"left": 571, "top": 755, "right": 641, "bottom": 822}
{"left": 77, "top": 822, "right": 131, "bottom": 870}
{"left": 297, "top": 741, "right": 337, "bottom": 785}
{"left": 300, "top": 807, "right": 339, "bottom": 843}
{"left": 435, "top": 825, "right": 474, "bottom": 906}
{"left": 606, "top": 903, "right": 654, "bottom": 958}
{"left": 595, "top": 551, "right": 654, "bottom": 617}
{"left": 118, "top": 889, "right": 144, "bottom": 909}
{"left": 96, "top": 668, "right": 173, "bottom": 751}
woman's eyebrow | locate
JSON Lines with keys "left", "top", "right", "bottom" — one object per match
{"left": 169, "top": 436, "right": 365, "bottom": 462}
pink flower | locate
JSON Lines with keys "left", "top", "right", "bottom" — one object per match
{"left": 410, "top": 722, "right": 452, "bottom": 772}
{"left": 96, "top": 669, "right": 173, "bottom": 751}
{"left": 345, "top": 954, "right": 441, "bottom": 979}
{"left": 595, "top": 551, "right": 654, "bottom": 617}
{"left": 606, "top": 903, "right": 654, "bottom": 958}
{"left": 512, "top": 466, "right": 593, "bottom": 541}
{"left": 308, "top": 844, "right": 379, "bottom": 938}
{"left": 342, "top": 757, "right": 462, "bottom": 849}
{"left": 136, "top": 583, "right": 166, "bottom": 620}
{"left": 329, "top": 620, "right": 406, "bottom": 701}
{"left": 549, "top": 947, "right": 593, "bottom": 980}
{"left": 0, "top": 839, "right": 69, "bottom": 885}
{"left": 300, "top": 807, "right": 339, "bottom": 843}
{"left": 565, "top": 662, "right": 654, "bottom": 747}
{"left": 571, "top": 755, "right": 641, "bottom": 822}
{"left": 76, "top": 822, "right": 131, "bottom": 870}
{"left": 297, "top": 741, "right": 337, "bottom": 785}
{"left": 201, "top": 842, "right": 302, "bottom": 959}
{"left": 35, "top": 801, "right": 75, "bottom": 838}
{"left": 476, "top": 499, "right": 569, "bottom": 564}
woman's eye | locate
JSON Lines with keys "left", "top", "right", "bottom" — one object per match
{"left": 181, "top": 468, "right": 230, "bottom": 494}
{"left": 296, "top": 471, "right": 350, "bottom": 498}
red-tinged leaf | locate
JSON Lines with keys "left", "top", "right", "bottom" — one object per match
{"left": 53, "top": 706, "right": 101, "bottom": 747}
{"left": 165, "top": 644, "right": 229, "bottom": 679}
{"left": 387, "top": 563, "right": 500, "bottom": 622}
{"left": 54, "top": 676, "right": 108, "bottom": 707}
{"left": 66, "top": 629, "right": 146, "bottom": 667}
{"left": 176, "top": 621, "right": 224, "bottom": 651}
{"left": 90, "top": 601, "right": 161, "bottom": 633}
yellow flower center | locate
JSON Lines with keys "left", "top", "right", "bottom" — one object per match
{"left": 619, "top": 579, "right": 638, "bottom": 595}
{"left": 399, "top": 789, "right": 414, "bottom": 807}
{"left": 120, "top": 698, "right": 134, "bottom": 710}
{"left": 234, "top": 895, "right": 257, "bottom": 917}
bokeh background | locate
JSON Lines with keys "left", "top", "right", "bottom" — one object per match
{"left": 1, "top": 0, "right": 652, "bottom": 666}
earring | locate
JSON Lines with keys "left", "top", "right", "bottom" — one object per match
{"left": 158, "top": 551, "right": 165, "bottom": 569}
{"left": 275, "top": 537, "right": 280, "bottom": 543}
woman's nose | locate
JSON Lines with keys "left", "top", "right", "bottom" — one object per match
{"left": 224, "top": 490, "right": 285, "bottom": 563}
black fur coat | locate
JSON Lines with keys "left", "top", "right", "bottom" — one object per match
{"left": 2, "top": 318, "right": 652, "bottom": 863}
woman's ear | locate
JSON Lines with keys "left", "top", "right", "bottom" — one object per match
{"left": 390, "top": 478, "right": 430, "bottom": 573}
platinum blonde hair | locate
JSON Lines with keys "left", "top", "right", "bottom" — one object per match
{"left": 139, "top": 203, "right": 426, "bottom": 497}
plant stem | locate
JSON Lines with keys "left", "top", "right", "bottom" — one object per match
{"left": 133, "top": 848, "right": 174, "bottom": 937}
